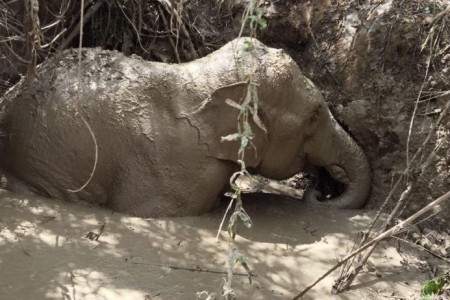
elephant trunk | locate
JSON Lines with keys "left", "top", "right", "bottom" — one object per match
{"left": 325, "top": 131, "right": 371, "bottom": 209}
{"left": 330, "top": 153, "right": 371, "bottom": 209}
{"left": 306, "top": 121, "right": 372, "bottom": 209}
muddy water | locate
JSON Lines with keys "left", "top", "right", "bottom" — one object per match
{"left": 0, "top": 190, "right": 434, "bottom": 299}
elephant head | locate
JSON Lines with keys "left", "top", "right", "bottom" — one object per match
{"left": 186, "top": 38, "right": 371, "bottom": 209}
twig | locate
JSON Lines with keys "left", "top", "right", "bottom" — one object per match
{"left": 332, "top": 182, "right": 414, "bottom": 293}
{"left": 354, "top": 174, "right": 404, "bottom": 248}
{"left": 24, "top": 0, "right": 41, "bottom": 82}
{"left": 392, "top": 236, "right": 450, "bottom": 263}
{"left": 57, "top": 0, "right": 103, "bottom": 51}
{"left": 174, "top": 10, "right": 198, "bottom": 60}
{"left": 4, "top": 42, "right": 30, "bottom": 64}
{"left": 428, "top": 6, "right": 450, "bottom": 27}
{"left": 40, "top": 28, "right": 67, "bottom": 49}
{"left": 293, "top": 189, "right": 450, "bottom": 299}
{"left": 67, "top": 0, "right": 99, "bottom": 194}
{"left": 406, "top": 35, "right": 433, "bottom": 174}
{"left": 330, "top": 97, "right": 450, "bottom": 293}
{"left": 406, "top": 6, "right": 448, "bottom": 173}
{"left": 41, "top": 19, "right": 61, "bottom": 31}
{"left": 85, "top": 223, "right": 106, "bottom": 241}
{"left": 216, "top": 198, "right": 235, "bottom": 240}
{"left": 126, "top": 261, "right": 254, "bottom": 277}
{"left": 381, "top": 15, "right": 398, "bottom": 72}
{"left": 377, "top": 294, "right": 407, "bottom": 300}
{"left": 236, "top": 174, "right": 305, "bottom": 199}
{"left": 160, "top": 0, "right": 198, "bottom": 60}
{"left": 115, "top": 0, "right": 150, "bottom": 54}
{"left": 66, "top": 115, "right": 99, "bottom": 193}
{"left": 414, "top": 90, "right": 450, "bottom": 103}
{"left": 157, "top": 4, "right": 181, "bottom": 63}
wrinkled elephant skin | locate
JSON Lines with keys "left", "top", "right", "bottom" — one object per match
{"left": 0, "top": 38, "right": 371, "bottom": 217}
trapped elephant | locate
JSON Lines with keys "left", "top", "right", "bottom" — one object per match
{"left": 0, "top": 38, "right": 371, "bottom": 217}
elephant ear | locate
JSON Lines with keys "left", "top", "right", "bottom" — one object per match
{"left": 188, "top": 82, "right": 269, "bottom": 168}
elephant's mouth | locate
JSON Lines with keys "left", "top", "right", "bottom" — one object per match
{"left": 315, "top": 167, "right": 346, "bottom": 201}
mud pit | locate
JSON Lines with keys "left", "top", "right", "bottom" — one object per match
{"left": 0, "top": 189, "right": 442, "bottom": 299}
{"left": 1, "top": 1, "right": 449, "bottom": 299}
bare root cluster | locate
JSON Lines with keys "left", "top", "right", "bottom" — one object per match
{"left": 0, "top": 0, "right": 236, "bottom": 95}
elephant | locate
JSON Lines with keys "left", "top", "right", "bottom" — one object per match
{"left": 0, "top": 37, "right": 371, "bottom": 217}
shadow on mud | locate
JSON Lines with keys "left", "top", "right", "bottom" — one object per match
{"left": 0, "top": 190, "right": 427, "bottom": 299}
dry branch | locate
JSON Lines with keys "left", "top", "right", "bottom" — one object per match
{"left": 293, "top": 189, "right": 450, "bottom": 300}
{"left": 58, "top": 0, "right": 103, "bottom": 51}
{"left": 66, "top": 0, "right": 99, "bottom": 194}
{"left": 330, "top": 96, "right": 450, "bottom": 293}
{"left": 236, "top": 174, "right": 305, "bottom": 199}
{"left": 332, "top": 182, "right": 413, "bottom": 293}
{"left": 158, "top": 0, "right": 198, "bottom": 60}
{"left": 126, "top": 261, "right": 254, "bottom": 277}
{"left": 158, "top": 4, "right": 181, "bottom": 63}
{"left": 24, "top": 0, "right": 41, "bottom": 82}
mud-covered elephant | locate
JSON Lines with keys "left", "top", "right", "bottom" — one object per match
{"left": 0, "top": 38, "right": 371, "bottom": 217}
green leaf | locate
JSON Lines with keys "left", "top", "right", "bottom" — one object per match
{"left": 257, "top": 8, "right": 265, "bottom": 18}
{"left": 247, "top": 15, "right": 257, "bottom": 22}
{"left": 421, "top": 276, "right": 445, "bottom": 296}
{"left": 435, "top": 276, "right": 445, "bottom": 287}
{"left": 227, "top": 213, "right": 239, "bottom": 239}
{"left": 240, "top": 261, "right": 253, "bottom": 284}
{"left": 224, "top": 191, "right": 238, "bottom": 198}
{"left": 243, "top": 88, "right": 253, "bottom": 107}
{"left": 225, "top": 99, "right": 243, "bottom": 110}
{"left": 237, "top": 160, "right": 246, "bottom": 168}
{"left": 221, "top": 133, "right": 241, "bottom": 142}
{"left": 258, "top": 18, "right": 267, "bottom": 30}
{"left": 227, "top": 249, "right": 238, "bottom": 270}
{"left": 252, "top": 110, "right": 267, "bottom": 133}
{"left": 243, "top": 40, "right": 254, "bottom": 51}
{"left": 228, "top": 249, "right": 253, "bottom": 284}
{"left": 238, "top": 136, "right": 249, "bottom": 156}
{"left": 243, "top": 122, "right": 253, "bottom": 136}
{"left": 238, "top": 209, "right": 253, "bottom": 228}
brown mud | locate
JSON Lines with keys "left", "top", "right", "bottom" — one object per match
{"left": 0, "top": 190, "right": 443, "bottom": 299}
